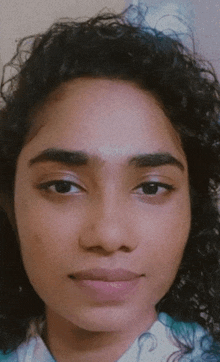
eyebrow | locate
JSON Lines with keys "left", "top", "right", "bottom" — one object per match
{"left": 29, "top": 148, "right": 185, "bottom": 171}
{"left": 128, "top": 152, "right": 184, "bottom": 171}
{"left": 29, "top": 149, "right": 89, "bottom": 167}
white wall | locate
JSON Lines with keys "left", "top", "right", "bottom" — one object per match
{"left": 0, "top": 0, "right": 127, "bottom": 79}
{"left": 132, "top": 0, "right": 220, "bottom": 79}
{"left": 0, "top": 0, "right": 220, "bottom": 79}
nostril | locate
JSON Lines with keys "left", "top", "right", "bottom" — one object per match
{"left": 120, "top": 245, "right": 131, "bottom": 252}
{"left": 88, "top": 246, "right": 115, "bottom": 256}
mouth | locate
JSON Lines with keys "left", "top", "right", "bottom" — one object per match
{"left": 68, "top": 267, "right": 143, "bottom": 281}
{"left": 68, "top": 268, "right": 144, "bottom": 302}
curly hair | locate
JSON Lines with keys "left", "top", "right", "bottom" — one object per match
{"left": 1, "top": 6, "right": 220, "bottom": 360}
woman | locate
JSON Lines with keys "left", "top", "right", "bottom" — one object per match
{"left": 0, "top": 7, "right": 220, "bottom": 362}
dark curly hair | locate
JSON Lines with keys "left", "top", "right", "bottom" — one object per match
{"left": 1, "top": 6, "right": 220, "bottom": 360}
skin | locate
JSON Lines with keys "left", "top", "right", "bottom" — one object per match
{"left": 14, "top": 78, "right": 191, "bottom": 362}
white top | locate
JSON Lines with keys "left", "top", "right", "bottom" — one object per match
{"left": 0, "top": 313, "right": 214, "bottom": 361}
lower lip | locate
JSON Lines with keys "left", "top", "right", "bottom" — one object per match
{"left": 73, "top": 278, "right": 141, "bottom": 302}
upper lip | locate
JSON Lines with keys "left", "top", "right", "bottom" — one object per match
{"left": 69, "top": 268, "right": 143, "bottom": 282}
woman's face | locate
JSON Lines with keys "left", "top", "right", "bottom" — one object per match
{"left": 14, "top": 78, "right": 191, "bottom": 334}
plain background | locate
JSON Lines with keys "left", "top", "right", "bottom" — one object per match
{"left": 0, "top": 0, "right": 219, "bottom": 80}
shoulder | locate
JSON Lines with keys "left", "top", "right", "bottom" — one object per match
{"left": 0, "top": 335, "right": 55, "bottom": 362}
{"left": 0, "top": 351, "right": 17, "bottom": 362}
{"left": 157, "top": 313, "right": 220, "bottom": 361}
{"left": 158, "top": 312, "right": 210, "bottom": 341}
{"left": 119, "top": 313, "right": 218, "bottom": 362}
{"left": 119, "top": 313, "right": 212, "bottom": 362}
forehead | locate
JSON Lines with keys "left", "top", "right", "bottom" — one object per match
{"left": 25, "top": 78, "right": 186, "bottom": 164}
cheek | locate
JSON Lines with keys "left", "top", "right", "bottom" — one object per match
{"left": 17, "top": 211, "right": 79, "bottom": 253}
{"left": 136, "top": 194, "right": 191, "bottom": 276}
{"left": 14, "top": 195, "right": 83, "bottom": 287}
{"left": 15, "top": 216, "right": 80, "bottom": 304}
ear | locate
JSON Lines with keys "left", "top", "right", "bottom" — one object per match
{"left": 0, "top": 192, "right": 16, "bottom": 230}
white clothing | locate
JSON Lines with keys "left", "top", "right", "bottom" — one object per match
{"left": 0, "top": 313, "right": 214, "bottom": 361}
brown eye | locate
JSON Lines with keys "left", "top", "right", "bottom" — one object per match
{"left": 142, "top": 183, "right": 159, "bottom": 195}
{"left": 38, "top": 180, "right": 82, "bottom": 194}
{"left": 135, "top": 182, "right": 174, "bottom": 196}
{"left": 52, "top": 181, "right": 73, "bottom": 193}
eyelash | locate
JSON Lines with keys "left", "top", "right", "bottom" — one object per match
{"left": 37, "top": 180, "right": 174, "bottom": 196}
{"left": 134, "top": 182, "right": 174, "bottom": 196}
{"left": 37, "top": 180, "right": 83, "bottom": 194}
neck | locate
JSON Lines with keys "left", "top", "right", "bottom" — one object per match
{"left": 43, "top": 308, "right": 157, "bottom": 362}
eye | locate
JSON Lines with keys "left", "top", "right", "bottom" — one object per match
{"left": 134, "top": 182, "right": 174, "bottom": 196}
{"left": 38, "top": 180, "right": 83, "bottom": 195}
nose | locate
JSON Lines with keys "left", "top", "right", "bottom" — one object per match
{"left": 79, "top": 196, "right": 138, "bottom": 254}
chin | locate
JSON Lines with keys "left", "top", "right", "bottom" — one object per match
{"left": 67, "top": 305, "right": 139, "bottom": 332}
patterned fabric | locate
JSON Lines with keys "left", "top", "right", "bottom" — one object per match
{"left": 0, "top": 313, "right": 213, "bottom": 362}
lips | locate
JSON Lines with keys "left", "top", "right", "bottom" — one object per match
{"left": 69, "top": 268, "right": 143, "bottom": 302}
{"left": 69, "top": 267, "right": 142, "bottom": 281}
